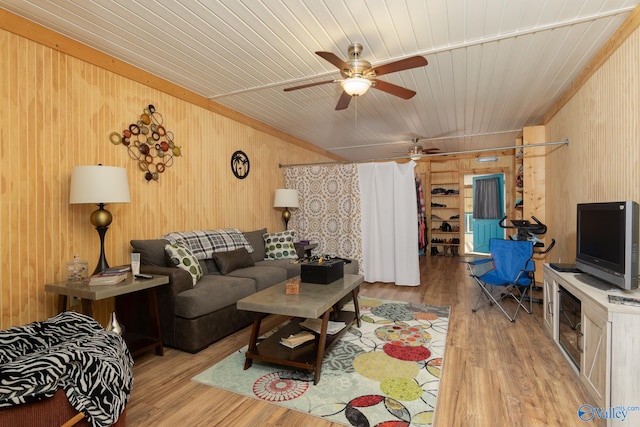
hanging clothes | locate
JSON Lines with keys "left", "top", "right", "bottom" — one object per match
{"left": 416, "top": 176, "right": 427, "bottom": 254}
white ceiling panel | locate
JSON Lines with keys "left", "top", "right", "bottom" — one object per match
{"left": 1, "top": 0, "right": 638, "bottom": 162}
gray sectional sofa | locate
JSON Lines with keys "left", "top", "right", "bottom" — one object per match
{"left": 129, "top": 228, "right": 358, "bottom": 353}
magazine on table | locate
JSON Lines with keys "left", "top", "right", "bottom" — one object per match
{"left": 299, "top": 318, "right": 345, "bottom": 335}
{"left": 608, "top": 294, "right": 640, "bottom": 307}
{"left": 101, "top": 265, "right": 131, "bottom": 274}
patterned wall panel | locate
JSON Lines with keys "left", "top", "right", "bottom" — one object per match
{"left": 284, "top": 165, "right": 363, "bottom": 272}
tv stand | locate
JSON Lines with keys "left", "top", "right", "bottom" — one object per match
{"left": 543, "top": 264, "right": 640, "bottom": 426}
{"left": 575, "top": 273, "right": 619, "bottom": 291}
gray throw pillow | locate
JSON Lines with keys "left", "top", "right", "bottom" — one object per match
{"left": 212, "top": 247, "right": 255, "bottom": 275}
{"left": 130, "top": 239, "right": 170, "bottom": 267}
{"left": 243, "top": 228, "right": 267, "bottom": 263}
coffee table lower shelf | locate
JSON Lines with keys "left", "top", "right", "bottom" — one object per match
{"left": 244, "top": 310, "right": 358, "bottom": 384}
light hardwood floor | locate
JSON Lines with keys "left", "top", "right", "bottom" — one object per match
{"left": 126, "top": 256, "right": 594, "bottom": 427}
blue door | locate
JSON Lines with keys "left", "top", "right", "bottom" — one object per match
{"left": 472, "top": 174, "right": 505, "bottom": 253}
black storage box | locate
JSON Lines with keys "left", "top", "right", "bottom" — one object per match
{"left": 301, "top": 260, "right": 344, "bottom": 284}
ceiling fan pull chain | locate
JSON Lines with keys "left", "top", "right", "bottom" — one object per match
{"left": 354, "top": 96, "right": 358, "bottom": 129}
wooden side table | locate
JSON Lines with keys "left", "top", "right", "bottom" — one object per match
{"left": 45, "top": 274, "right": 169, "bottom": 357}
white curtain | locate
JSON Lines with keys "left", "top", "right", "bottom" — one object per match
{"left": 358, "top": 161, "right": 420, "bottom": 286}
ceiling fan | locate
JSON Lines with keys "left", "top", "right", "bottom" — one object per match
{"left": 406, "top": 137, "right": 440, "bottom": 159}
{"left": 284, "top": 43, "right": 428, "bottom": 110}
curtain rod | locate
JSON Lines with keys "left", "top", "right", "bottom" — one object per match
{"left": 279, "top": 139, "right": 569, "bottom": 168}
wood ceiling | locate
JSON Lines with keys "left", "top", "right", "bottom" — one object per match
{"left": 2, "top": 0, "right": 638, "bottom": 162}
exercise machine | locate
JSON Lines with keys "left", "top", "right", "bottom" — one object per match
{"left": 499, "top": 215, "right": 556, "bottom": 303}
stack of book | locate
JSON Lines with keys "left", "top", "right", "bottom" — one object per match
{"left": 88, "top": 265, "right": 130, "bottom": 286}
{"left": 280, "top": 331, "right": 315, "bottom": 348}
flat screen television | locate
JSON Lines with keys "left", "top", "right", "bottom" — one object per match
{"left": 575, "top": 201, "right": 639, "bottom": 290}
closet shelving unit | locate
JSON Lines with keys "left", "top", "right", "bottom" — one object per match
{"left": 428, "top": 161, "right": 463, "bottom": 256}
{"left": 515, "top": 139, "right": 524, "bottom": 220}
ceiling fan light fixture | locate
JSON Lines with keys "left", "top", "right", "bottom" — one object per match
{"left": 408, "top": 145, "right": 423, "bottom": 160}
{"left": 341, "top": 77, "right": 372, "bottom": 96}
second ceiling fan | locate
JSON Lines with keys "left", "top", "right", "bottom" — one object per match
{"left": 284, "top": 43, "right": 428, "bottom": 110}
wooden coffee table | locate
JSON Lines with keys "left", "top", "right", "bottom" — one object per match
{"left": 237, "top": 273, "right": 363, "bottom": 384}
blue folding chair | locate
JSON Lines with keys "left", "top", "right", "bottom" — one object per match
{"left": 465, "top": 238, "right": 535, "bottom": 322}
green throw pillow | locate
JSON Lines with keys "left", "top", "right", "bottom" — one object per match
{"left": 165, "top": 242, "right": 203, "bottom": 286}
{"left": 263, "top": 230, "right": 298, "bottom": 260}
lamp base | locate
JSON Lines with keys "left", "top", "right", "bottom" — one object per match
{"left": 92, "top": 225, "right": 110, "bottom": 275}
{"left": 282, "top": 208, "right": 291, "bottom": 230}
{"left": 90, "top": 204, "right": 113, "bottom": 275}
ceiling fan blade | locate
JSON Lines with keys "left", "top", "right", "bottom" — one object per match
{"left": 283, "top": 80, "right": 335, "bottom": 91}
{"left": 423, "top": 148, "right": 441, "bottom": 154}
{"left": 335, "top": 91, "right": 352, "bottom": 110}
{"left": 372, "top": 79, "right": 416, "bottom": 99}
{"left": 316, "top": 51, "right": 349, "bottom": 70}
{"left": 369, "top": 56, "right": 428, "bottom": 77}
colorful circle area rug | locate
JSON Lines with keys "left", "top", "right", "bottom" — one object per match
{"left": 192, "top": 298, "right": 449, "bottom": 426}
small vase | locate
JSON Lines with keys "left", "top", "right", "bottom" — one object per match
{"left": 106, "top": 311, "right": 123, "bottom": 335}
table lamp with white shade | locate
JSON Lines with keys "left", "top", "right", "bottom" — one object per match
{"left": 273, "top": 188, "right": 299, "bottom": 230}
{"left": 69, "top": 165, "right": 131, "bottom": 275}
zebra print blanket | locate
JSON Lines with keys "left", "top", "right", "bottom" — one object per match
{"left": 0, "top": 311, "right": 133, "bottom": 427}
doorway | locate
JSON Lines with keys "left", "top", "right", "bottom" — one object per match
{"left": 463, "top": 173, "right": 506, "bottom": 254}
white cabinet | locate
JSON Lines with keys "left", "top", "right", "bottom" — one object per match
{"left": 580, "top": 301, "right": 609, "bottom": 406}
{"left": 542, "top": 274, "right": 556, "bottom": 338}
{"left": 543, "top": 265, "right": 640, "bottom": 427}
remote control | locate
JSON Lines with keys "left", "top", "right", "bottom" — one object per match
{"left": 135, "top": 274, "right": 153, "bottom": 279}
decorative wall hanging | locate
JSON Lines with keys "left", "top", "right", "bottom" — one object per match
{"left": 231, "top": 150, "right": 250, "bottom": 179}
{"left": 109, "top": 104, "right": 182, "bottom": 182}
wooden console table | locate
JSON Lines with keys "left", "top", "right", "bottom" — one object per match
{"left": 237, "top": 274, "right": 363, "bottom": 384}
{"left": 45, "top": 274, "right": 169, "bottom": 357}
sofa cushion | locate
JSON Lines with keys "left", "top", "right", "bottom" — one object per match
{"left": 164, "top": 242, "right": 203, "bottom": 286}
{"left": 228, "top": 265, "right": 288, "bottom": 291}
{"left": 211, "top": 248, "right": 255, "bottom": 275}
{"left": 202, "top": 259, "right": 220, "bottom": 275}
{"left": 198, "top": 259, "right": 209, "bottom": 275}
{"left": 174, "top": 275, "right": 256, "bottom": 319}
{"left": 263, "top": 230, "right": 298, "bottom": 260}
{"left": 255, "top": 260, "right": 301, "bottom": 279}
{"left": 130, "top": 239, "right": 170, "bottom": 267}
{"left": 243, "top": 228, "right": 267, "bottom": 263}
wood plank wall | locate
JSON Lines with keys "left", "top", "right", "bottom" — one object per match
{"left": 522, "top": 126, "right": 549, "bottom": 263}
{"left": 0, "top": 23, "right": 335, "bottom": 329}
{"left": 545, "top": 25, "right": 640, "bottom": 265}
